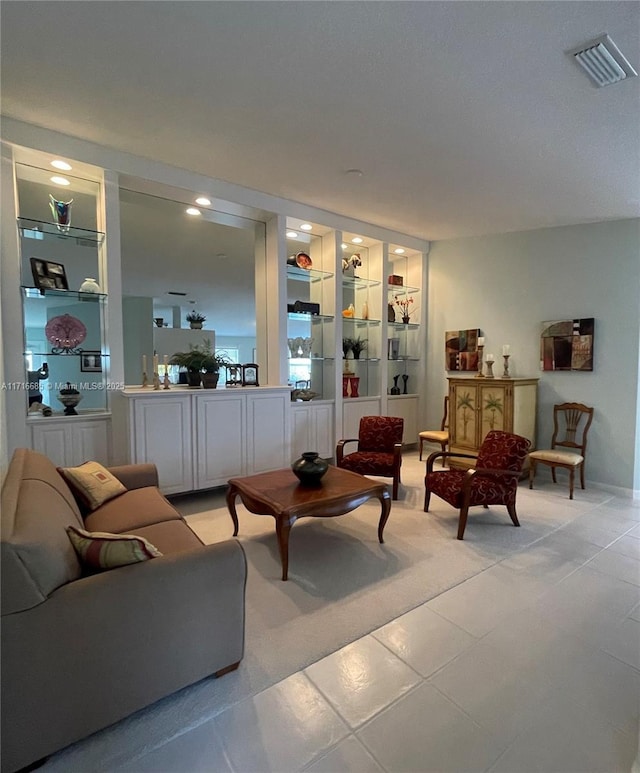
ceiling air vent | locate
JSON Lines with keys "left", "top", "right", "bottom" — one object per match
{"left": 569, "top": 34, "right": 638, "bottom": 87}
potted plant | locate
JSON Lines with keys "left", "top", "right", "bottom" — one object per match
{"left": 350, "top": 336, "right": 368, "bottom": 360}
{"left": 186, "top": 310, "right": 206, "bottom": 330}
{"left": 342, "top": 338, "right": 353, "bottom": 359}
{"left": 170, "top": 338, "right": 231, "bottom": 389}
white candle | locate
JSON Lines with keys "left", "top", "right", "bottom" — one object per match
{"left": 142, "top": 355, "right": 147, "bottom": 373}
{"left": 486, "top": 353, "right": 495, "bottom": 362}
{"left": 502, "top": 345, "right": 510, "bottom": 356}
{"left": 477, "top": 337, "right": 485, "bottom": 347}
{"left": 153, "top": 354, "right": 159, "bottom": 373}
{"left": 163, "top": 354, "right": 168, "bottom": 369}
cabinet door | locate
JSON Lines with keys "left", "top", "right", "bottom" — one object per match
{"left": 478, "top": 384, "right": 508, "bottom": 444}
{"left": 246, "top": 391, "right": 290, "bottom": 474}
{"left": 196, "top": 393, "right": 245, "bottom": 488}
{"left": 450, "top": 382, "right": 479, "bottom": 451}
{"left": 343, "top": 398, "right": 381, "bottom": 440}
{"left": 291, "top": 404, "right": 312, "bottom": 462}
{"left": 71, "top": 421, "right": 110, "bottom": 466}
{"left": 132, "top": 397, "right": 193, "bottom": 494}
{"left": 31, "top": 424, "right": 72, "bottom": 467}
{"left": 313, "top": 403, "right": 335, "bottom": 459}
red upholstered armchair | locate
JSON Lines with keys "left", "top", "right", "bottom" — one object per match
{"left": 336, "top": 416, "right": 404, "bottom": 499}
{"left": 424, "top": 430, "right": 531, "bottom": 539}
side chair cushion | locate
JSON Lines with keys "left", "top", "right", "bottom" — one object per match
{"left": 419, "top": 430, "right": 448, "bottom": 443}
{"left": 339, "top": 452, "right": 396, "bottom": 477}
{"left": 529, "top": 449, "right": 584, "bottom": 466}
{"left": 359, "top": 416, "right": 404, "bottom": 452}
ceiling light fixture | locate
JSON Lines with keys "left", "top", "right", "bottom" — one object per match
{"left": 195, "top": 197, "right": 211, "bottom": 206}
{"left": 394, "top": 248, "right": 405, "bottom": 254}
{"left": 300, "top": 223, "right": 313, "bottom": 231}
{"left": 345, "top": 168, "right": 364, "bottom": 177}
{"left": 286, "top": 231, "right": 298, "bottom": 238}
{"left": 341, "top": 243, "right": 348, "bottom": 250}
{"left": 51, "top": 160, "right": 72, "bottom": 171}
{"left": 352, "top": 237, "right": 363, "bottom": 244}
{"left": 186, "top": 207, "right": 201, "bottom": 216}
{"left": 569, "top": 34, "right": 638, "bottom": 87}
{"left": 50, "top": 176, "right": 70, "bottom": 186}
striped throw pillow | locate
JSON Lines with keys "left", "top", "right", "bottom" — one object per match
{"left": 67, "top": 525, "right": 162, "bottom": 570}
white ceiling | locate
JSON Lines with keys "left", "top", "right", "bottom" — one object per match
{"left": 1, "top": 1, "right": 639, "bottom": 241}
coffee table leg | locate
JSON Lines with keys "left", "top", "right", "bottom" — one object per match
{"left": 226, "top": 485, "right": 240, "bottom": 537}
{"left": 377, "top": 489, "right": 392, "bottom": 543}
{"left": 275, "top": 515, "right": 293, "bottom": 581}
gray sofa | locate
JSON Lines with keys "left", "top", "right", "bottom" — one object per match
{"left": 1, "top": 448, "right": 247, "bottom": 773}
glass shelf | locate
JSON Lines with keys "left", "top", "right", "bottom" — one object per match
{"left": 388, "top": 356, "right": 420, "bottom": 362}
{"left": 388, "top": 283, "right": 420, "bottom": 294}
{"left": 23, "top": 351, "right": 110, "bottom": 358}
{"left": 345, "top": 357, "right": 381, "bottom": 363}
{"left": 342, "top": 317, "right": 381, "bottom": 326}
{"left": 286, "top": 266, "right": 334, "bottom": 282}
{"left": 18, "top": 218, "right": 105, "bottom": 246}
{"left": 342, "top": 275, "right": 381, "bottom": 290}
{"left": 287, "top": 312, "right": 334, "bottom": 322}
{"left": 22, "top": 286, "right": 107, "bottom": 302}
{"left": 388, "top": 321, "right": 420, "bottom": 330}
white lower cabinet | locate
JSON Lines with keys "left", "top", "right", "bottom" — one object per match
{"left": 290, "top": 401, "right": 334, "bottom": 461}
{"left": 342, "top": 397, "right": 382, "bottom": 440}
{"left": 123, "top": 387, "right": 290, "bottom": 494}
{"left": 30, "top": 417, "right": 110, "bottom": 468}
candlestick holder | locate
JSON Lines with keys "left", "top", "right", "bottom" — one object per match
{"left": 485, "top": 359, "right": 495, "bottom": 378}
{"left": 503, "top": 355, "right": 510, "bottom": 378}
{"left": 141, "top": 371, "right": 149, "bottom": 388}
{"left": 153, "top": 371, "right": 161, "bottom": 390}
{"left": 163, "top": 371, "right": 171, "bottom": 390}
{"left": 475, "top": 345, "right": 485, "bottom": 378}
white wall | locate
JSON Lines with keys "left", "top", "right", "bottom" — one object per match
{"left": 427, "top": 218, "right": 640, "bottom": 495}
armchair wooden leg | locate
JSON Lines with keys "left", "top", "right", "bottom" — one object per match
{"left": 569, "top": 468, "right": 575, "bottom": 500}
{"left": 392, "top": 475, "right": 399, "bottom": 500}
{"left": 529, "top": 460, "right": 536, "bottom": 489}
{"left": 424, "top": 487, "right": 431, "bottom": 512}
{"left": 457, "top": 504, "right": 470, "bottom": 540}
{"left": 507, "top": 502, "right": 520, "bottom": 527}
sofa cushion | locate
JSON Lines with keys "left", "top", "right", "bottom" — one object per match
{"left": 59, "top": 462, "right": 127, "bottom": 511}
{"left": 1, "top": 449, "right": 84, "bottom": 614}
{"left": 83, "top": 487, "right": 183, "bottom": 533}
{"left": 130, "top": 520, "right": 204, "bottom": 555}
{"left": 67, "top": 526, "right": 162, "bottom": 570}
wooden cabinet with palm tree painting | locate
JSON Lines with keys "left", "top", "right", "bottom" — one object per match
{"left": 447, "top": 377, "right": 538, "bottom": 469}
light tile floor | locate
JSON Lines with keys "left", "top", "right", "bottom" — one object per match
{"left": 49, "top": 459, "right": 640, "bottom": 772}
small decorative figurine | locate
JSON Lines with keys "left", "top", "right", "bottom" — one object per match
{"left": 49, "top": 194, "right": 73, "bottom": 233}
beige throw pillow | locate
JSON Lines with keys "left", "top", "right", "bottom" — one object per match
{"left": 59, "top": 461, "right": 127, "bottom": 511}
{"left": 67, "top": 525, "right": 162, "bottom": 570}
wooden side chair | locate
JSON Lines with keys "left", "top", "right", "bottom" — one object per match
{"left": 528, "top": 402, "right": 594, "bottom": 499}
{"left": 418, "top": 396, "right": 449, "bottom": 462}
{"left": 424, "top": 430, "right": 531, "bottom": 540}
{"left": 336, "top": 416, "right": 404, "bottom": 499}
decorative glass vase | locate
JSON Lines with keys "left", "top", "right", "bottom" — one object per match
{"left": 291, "top": 451, "right": 329, "bottom": 486}
{"left": 49, "top": 194, "right": 73, "bottom": 233}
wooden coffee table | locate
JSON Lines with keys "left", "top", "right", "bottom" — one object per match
{"left": 226, "top": 466, "right": 392, "bottom": 580}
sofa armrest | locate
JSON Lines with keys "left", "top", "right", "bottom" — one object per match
{"left": 107, "top": 463, "right": 159, "bottom": 490}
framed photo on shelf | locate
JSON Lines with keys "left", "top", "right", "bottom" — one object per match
{"left": 30, "top": 258, "right": 69, "bottom": 292}
{"left": 80, "top": 351, "right": 102, "bottom": 373}
{"left": 242, "top": 363, "right": 259, "bottom": 387}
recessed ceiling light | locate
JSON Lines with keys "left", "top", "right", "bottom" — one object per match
{"left": 286, "top": 231, "right": 298, "bottom": 238}
{"left": 300, "top": 223, "right": 313, "bottom": 231}
{"left": 352, "top": 237, "right": 363, "bottom": 244}
{"left": 345, "top": 168, "right": 364, "bottom": 177}
{"left": 186, "top": 207, "right": 201, "bottom": 216}
{"left": 195, "top": 197, "right": 211, "bottom": 206}
{"left": 50, "top": 176, "right": 70, "bottom": 186}
{"left": 394, "top": 248, "right": 405, "bottom": 254}
{"left": 215, "top": 252, "right": 227, "bottom": 259}
{"left": 341, "top": 243, "right": 348, "bottom": 250}
{"left": 51, "top": 159, "right": 72, "bottom": 171}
